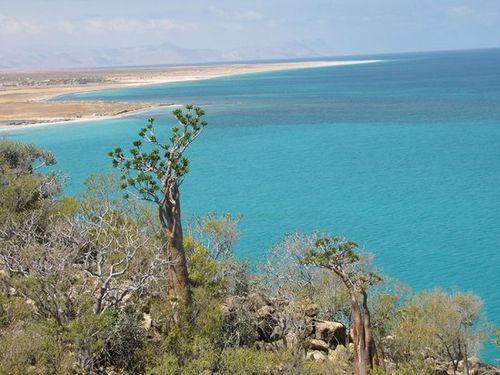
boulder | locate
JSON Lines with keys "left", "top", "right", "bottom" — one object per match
{"left": 307, "top": 339, "right": 330, "bottom": 352}
{"left": 457, "top": 357, "right": 497, "bottom": 375}
{"left": 477, "top": 363, "right": 500, "bottom": 374}
{"left": 315, "top": 320, "right": 346, "bottom": 347}
{"left": 306, "top": 350, "right": 327, "bottom": 362}
{"left": 458, "top": 356, "right": 480, "bottom": 371}
{"left": 468, "top": 356, "right": 480, "bottom": 367}
{"left": 256, "top": 305, "right": 280, "bottom": 342}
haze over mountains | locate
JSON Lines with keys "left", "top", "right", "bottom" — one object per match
{"left": 0, "top": 40, "right": 329, "bottom": 70}
{"left": 3, "top": 0, "right": 499, "bottom": 70}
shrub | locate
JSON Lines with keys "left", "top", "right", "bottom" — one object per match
{"left": 147, "top": 354, "right": 180, "bottom": 375}
{"left": 65, "top": 307, "right": 146, "bottom": 373}
{"left": 218, "top": 348, "right": 293, "bottom": 375}
{"left": 0, "top": 321, "right": 73, "bottom": 375}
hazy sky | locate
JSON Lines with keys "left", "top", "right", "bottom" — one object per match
{"left": 1, "top": 0, "right": 500, "bottom": 68}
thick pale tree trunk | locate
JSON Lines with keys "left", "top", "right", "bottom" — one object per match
{"left": 332, "top": 266, "right": 378, "bottom": 375}
{"left": 350, "top": 293, "right": 369, "bottom": 375}
{"left": 160, "top": 184, "right": 192, "bottom": 307}
{"left": 362, "top": 290, "right": 380, "bottom": 368}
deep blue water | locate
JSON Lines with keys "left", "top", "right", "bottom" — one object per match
{"left": 3, "top": 49, "right": 500, "bottom": 361}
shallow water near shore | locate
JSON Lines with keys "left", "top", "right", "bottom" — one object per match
{"left": 5, "top": 49, "right": 500, "bottom": 362}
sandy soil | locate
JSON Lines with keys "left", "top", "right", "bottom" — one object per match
{"left": 0, "top": 60, "right": 378, "bottom": 130}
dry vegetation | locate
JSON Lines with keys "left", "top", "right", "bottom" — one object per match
{"left": 0, "top": 107, "right": 498, "bottom": 374}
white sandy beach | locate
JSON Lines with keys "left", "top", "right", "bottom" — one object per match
{"left": 0, "top": 59, "right": 380, "bottom": 132}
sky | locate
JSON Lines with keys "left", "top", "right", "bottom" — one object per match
{"left": 1, "top": 0, "right": 500, "bottom": 68}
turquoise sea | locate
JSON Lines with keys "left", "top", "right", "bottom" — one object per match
{"left": 3, "top": 49, "right": 500, "bottom": 361}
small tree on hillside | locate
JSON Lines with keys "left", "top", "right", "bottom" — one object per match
{"left": 0, "top": 140, "right": 60, "bottom": 237}
{"left": 303, "top": 236, "right": 380, "bottom": 375}
{"left": 188, "top": 212, "right": 242, "bottom": 260}
{"left": 406, "top": 290, "right": 490, "bottom": 375}
{"left": 109, "top": 105, "right": 207, "bottom": 307}
{"left": 0, "top": 140, "right": 56, "bottom": 177}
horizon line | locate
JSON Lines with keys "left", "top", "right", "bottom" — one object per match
{"left": 1, "top": 45, "right": 499, "bottom": 73}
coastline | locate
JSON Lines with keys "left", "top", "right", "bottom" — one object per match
{"left": 0, "top": 59, "right": 380, "bottom": 132}
{"left": 0, "top": 104, "right": 179, "bottom": 133}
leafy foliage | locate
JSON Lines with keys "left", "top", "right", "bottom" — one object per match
{"left": 109, "top": 105, "right": 207, "bottom": 202}
{"left": 66, "top": 307, "right": 146, "bottom": 373}
{"left": 218, "top": 348, "right": 293, "bottom": 375}
{"left": 390, "top": 290, "right": 492, "bottom": 371}
{"left": 0, "top": 140, "right": 60, "bottom": 224}
{"left": 0, "top": 139, "right": 55, "bottom": 176}
{"left": 188, "top": 212, "right": 242, "bottom": 260}
{"left": 0, "top": 140, "right": 497, "bottom": 374}
{"left": 303, "top": 235, "right": 382, "bottom": 287}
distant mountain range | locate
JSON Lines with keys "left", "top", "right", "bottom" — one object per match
{"left": 0, "top": 40, "right": 332, "bottom": 70}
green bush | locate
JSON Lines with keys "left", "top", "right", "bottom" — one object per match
{"left": 65, "top": 307, "right": 146, "bottom": 373}
{"left": 218, "top": 348, "right": 293, "bottom": 375}
{"left": 186, "top": 236, "right": 222, "bottom": 294}
{"left": 0, "top": 321, "right": 73, "bottom": 375}
{"left": 147, "top": 354, "right": 180, "bottom": 375}
{"left": 370, "top": 368, "right": 388, "bottom": 375}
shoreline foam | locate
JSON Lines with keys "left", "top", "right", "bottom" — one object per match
{"left": 0, "top": 59, "right": 380, "bottom": 133}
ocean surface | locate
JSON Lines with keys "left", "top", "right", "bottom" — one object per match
{"left": 4, "top": 49, "right": 500, "bottom": 361}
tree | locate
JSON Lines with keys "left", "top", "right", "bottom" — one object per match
{"left": 1, "top": 174, "right": 166, "bottom": 321}
{"left": 0, "top": 140, "right": 58, "bottom": 219}
{"left": 0, "top": 139, "right": 55, "bottom": 177}
{"left": 303, "top": 235, "right": 381, "bottom": 375}
{"left": 368, "top": 282, "right": 410, "bottom": 372}
{"left": 264, "top": 232, "right": 320, "bottom": 302}
{"left": 109, "top": 105, "right": 207, "bottom": 307}
{"left": 0, "top": 173, "right": 166, "bottom": 373}
{"left": 188, "top": 212, "right": 242, "bottom": 260}
{"left": 396, "top": 290, "right": 490, "bottom": 375}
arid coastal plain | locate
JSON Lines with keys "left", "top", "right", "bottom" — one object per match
{"left": 0, "top": 60, "right": 376, "bottom": 130}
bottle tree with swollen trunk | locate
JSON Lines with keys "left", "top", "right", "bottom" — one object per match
{"left": 109, "top": 105, "right": 208, "bottom": 308}
{"left": 302, "top": 236, "right": 381, "bottom": 375}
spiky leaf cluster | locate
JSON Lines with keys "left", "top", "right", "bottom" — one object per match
{"left": 302, "top": 236, "right": 359, "bottom": 268}
{"left": 303, "top": 236, "right": 382, "bottom": 288}
{"left": 108, "top": 105, "right": 207, "bottom": 202}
